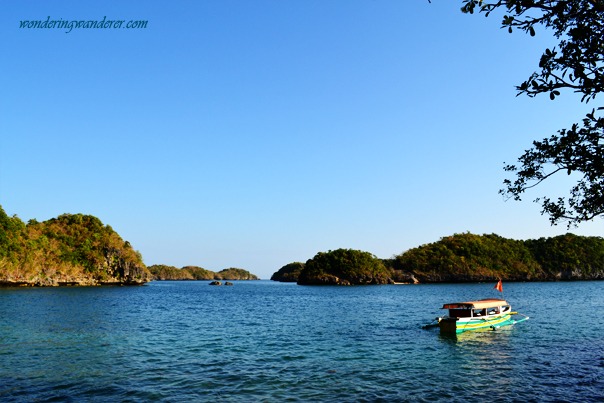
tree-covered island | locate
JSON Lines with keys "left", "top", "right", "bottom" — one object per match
{"left": 297, "top": 249, "right": 393, "bottom": 285}
{"left": 148, "top": 265, "right": 259, "bottom": 281}
{"left": 272, "top": 233, "right": 604, "bottom": 285}
{"left": 270, "top": 262, "right": 305, "bottom": 282}
{"left": 0, "top": 206, "right": 150, "bottom": 286}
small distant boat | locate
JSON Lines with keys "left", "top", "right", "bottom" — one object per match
{"left": 426, "top": 298, "right": 529, "bottom": 335}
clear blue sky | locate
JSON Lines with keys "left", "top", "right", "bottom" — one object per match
{"left": 1, "top": 1, "right": 602, "bottom": 279}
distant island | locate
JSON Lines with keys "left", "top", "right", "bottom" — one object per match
{"left": 148, "top": 265, "right": 259, "bottom": 281}
{"left": 271, "top": 233, "right": 604, "bottom": 285}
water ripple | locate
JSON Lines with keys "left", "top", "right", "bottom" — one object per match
{"left": 0, "top": 281, "right": 603, "bottom": 401}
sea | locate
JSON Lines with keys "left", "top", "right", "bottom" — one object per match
{"left": 0, "top": 280, "right": 602, "bottom": 402}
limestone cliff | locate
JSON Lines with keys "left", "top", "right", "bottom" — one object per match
{"left": 0, "top": 206, "right": 150, "bottom": 286}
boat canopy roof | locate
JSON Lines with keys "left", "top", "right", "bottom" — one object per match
{"left": 441, "top": 299, "right": 509, "bottom": 310}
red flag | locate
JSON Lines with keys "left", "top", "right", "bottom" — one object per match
{"left": 494, "top": 279, "right": 503, "bottom": 293}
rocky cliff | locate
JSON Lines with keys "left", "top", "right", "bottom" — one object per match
{"left": 0, "top": 207, "right": 151, "bottom": 286}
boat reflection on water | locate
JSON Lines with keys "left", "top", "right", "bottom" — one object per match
{"left": 436, "top": 323, "right": 519, "bottom": 344}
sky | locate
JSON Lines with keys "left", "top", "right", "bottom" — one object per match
{"left": 1, "top": 1, "right": 602, "bottom": 279}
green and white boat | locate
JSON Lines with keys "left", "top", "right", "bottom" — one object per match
{"left": 436, "top": 298, "right": 529, "bottom": 335}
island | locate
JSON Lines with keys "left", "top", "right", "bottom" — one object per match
{"left": 148, "top": 265, "right": 259, "bottom": 281}
{"left": 0, "top": 206, "right": 150, "bottom": 286}
{"left": 297, "top": 249, "right": 393, "bottom": 285}
{"left": 270, "top": 262, "right": 305, "bottom": 282}
{"left": 272, "top": 233, "right": 604, "bottom": 285}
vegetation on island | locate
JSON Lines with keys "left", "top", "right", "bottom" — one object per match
{"left": 272, "top": 233, "right": 604, "bottom": 285}
{"left": 0, "top": 206, "right": 150, "bottom": 286}
{"left": 297, "top": 249, "right": 393, "bottom": 285}
{"left": 525, "top": 233, "right": 604, "bottom": 279}
{"left": 461, "top": 1, "right": 604, "bottom": 226}
{"left": 394, "top": 232, "right": 604, "bottom": 282}
{"left": 391, "top": 233, "right": 542, "bottom": 283}
{"left": 148, "top": 265, "right": 259, "bottom": 281}
{"left": 219, "top": 267, "right": 259, "bottom": 280}
{"left": 270, "top": 262, "right": 305, "bottom": 282}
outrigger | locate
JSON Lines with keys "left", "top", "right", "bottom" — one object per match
{"left": 425, "top": 298, "right": 529, "bottom": 334}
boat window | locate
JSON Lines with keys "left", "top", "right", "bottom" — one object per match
{"left": 488, "top": 307, "right": 500, "bottom": 315}
{"left": 449, "top": 309, "right": 471, "bottom": 318}
{"left": 473, "top": 309, "right": 486, "bottom": 317}
{"left": 501, "top": 305, "right": 510, "bottom": 313}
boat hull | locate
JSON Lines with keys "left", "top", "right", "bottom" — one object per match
{"left": 439, "top": 313, "right": 518, "bottom": 334}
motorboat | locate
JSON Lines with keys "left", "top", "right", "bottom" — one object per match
{"left": 433, "top": 298, "right": 529, "bottom": 335}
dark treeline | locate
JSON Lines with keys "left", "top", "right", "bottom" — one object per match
{"left": 148, "top": 265, "right": 259, "bottom": 281}
{"left": 270, "top": 262, "right": 304, "bottom": 282}
{"left": 272, "top": 233, "right": 604, "bottom": 285}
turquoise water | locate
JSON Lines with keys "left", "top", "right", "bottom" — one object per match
{"left": 0, "top": 281, "right": 602, "bottom": 402}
